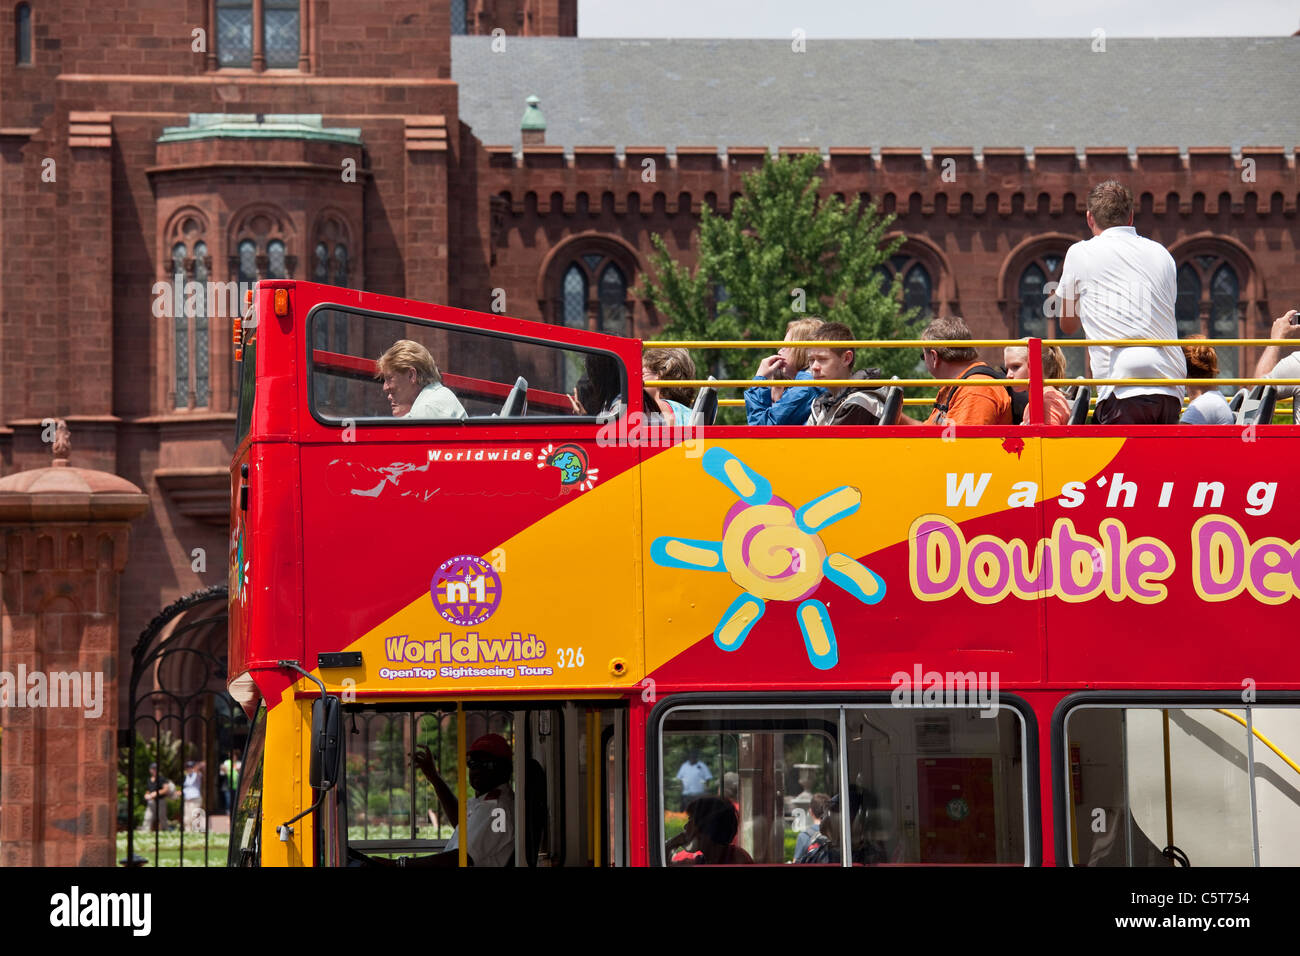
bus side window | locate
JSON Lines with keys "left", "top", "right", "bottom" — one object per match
{"left": 844, "top": 707, "right": 1026, "bottom": 865}
{"left": 305, "top": 306, "right": 626, "bottom": 422}
{"left": 659, "top": 706, "right": 841, "bottom": 865}
{"left": 1065, "top": 705, "right": 1300, "bottom": 866}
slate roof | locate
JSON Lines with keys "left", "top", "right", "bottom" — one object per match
{"left": 451, "top": 36, "right": 1300, "bottom": 153}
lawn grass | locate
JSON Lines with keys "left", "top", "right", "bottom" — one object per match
{"left": 116, "top": 830, "right": 229, "bottom": 867}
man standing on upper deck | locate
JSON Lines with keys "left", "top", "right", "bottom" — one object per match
{"left": 1053, "top": 181, "right": 1186, "bottom": 424}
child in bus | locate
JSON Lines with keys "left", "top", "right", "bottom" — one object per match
{"left": 642, "top": 347, "right": 697, "bottom": 425}
{"left": 1179, "top": 336, "right": 1234, "bottom": 425}
{"left": 745, "top": 317, "right": 826, "bottom": 425}
{"left": 1004, "top": 342, "right": 1071, "bottom": 425}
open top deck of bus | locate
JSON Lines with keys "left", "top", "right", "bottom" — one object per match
{"left": 225, "top": 280, "right": 1300, "bottom": 868}
{"left": 228, "top": 280, "right": 1298, "bottom": 708}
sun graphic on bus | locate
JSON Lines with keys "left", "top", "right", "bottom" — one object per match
{"left": 538, "top": 443, "right": 598, "bottom": 492}
{"left": 650, "top": 448, "right": 885, "bottom": 670}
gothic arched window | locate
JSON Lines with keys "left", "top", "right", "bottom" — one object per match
{"left": 1175, "top": 263, "right": 1202, "bottom": 338}
{"left": 875, "top": 254, "right": 934, "bottom": 319}
{"left": 549, "top": 243, "right": 637, "bottom": 340}
{"left": 1175, "top": 253, "right": 1243, "bottom": 380}
{"left": 267, "top": 239, "right": 287, "bottom": 279}
{"left": 229, "top": 208, "right": 295, "bottom": 284}
{"left": 597, "top": 263, "right": 628, "bottom": 335}
{"left": 193, "top": 241, "right": 210, "bottom": 407}
{"left": 562, "top": 265, "right": 586, "bottom": 329}
{"left": 238, "top": 238, "right": 257, "bottom": 283}
{"left": 551, "top": 247, "right": 637, "bottom": 392}
{"left": 173, "top": 242, "right": 189, "bottom": 408}
{"left": 168, "top": 221, "right": 212, "bottom": 410}
{"left": 1014, "top": 249, "right": 1084, "bottom": 376}
{"left": 309, "top": 221, "right": 353, "bottom": 407}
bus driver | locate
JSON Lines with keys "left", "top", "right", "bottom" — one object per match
{"left": 414, "top": 734, "right": 515, "bottom": 866}
{"left": 376, "top": 340, "right": 468, "bottom": 420}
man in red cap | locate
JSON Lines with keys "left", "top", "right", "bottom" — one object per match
{"left": 414, "top": 733, "right": 515, "bottom": 866}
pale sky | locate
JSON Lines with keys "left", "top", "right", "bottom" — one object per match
{"left": 578, "top": 0, "right": 1300, "bottom": 38}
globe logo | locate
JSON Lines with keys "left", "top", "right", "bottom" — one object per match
{"left": 538, "top": 442, "right": 599, "bottom": 491}
{"left": 430, "top": 554, "right": 502, "bottom": 626}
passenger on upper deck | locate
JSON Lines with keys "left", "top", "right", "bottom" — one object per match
{"left": 804, "top": 322, "right": 889, "bottom": 426}
{"left": 1005, "top": 342, "right": 1071, "bottom": 426}
{"left": 376, "top": 340, "right": 468, "bottom": 420}
{"left": 414, "top": 734, "right": 515, "bottom": 867}
{"left": 1179, "top": 336, "right": 1234, "bottom": 425}
{"left": 642, "top": 347, "right": 696, "bottom": 425}
{"left": 745, "top": 317, "right": 827, "bottom": 425}
{"left": 568, "top": 352, "right": 624, "bottom": 418}
{"left": 898, "top": 316, "right": 1012, "bottom": 426}
{"left": 1053, "top": 180, "right": 1186, "bottom": 425}
{"left": 1254, "top": 310, "right": 1300, "bottom": 424}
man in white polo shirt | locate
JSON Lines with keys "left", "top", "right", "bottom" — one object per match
{"left": 1254, "top": 310, "right": 1300, "bottom": 423}
{"left": 1054, "top": 180, "right": 1186, "bottom": 424}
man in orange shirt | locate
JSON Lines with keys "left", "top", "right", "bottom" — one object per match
{"left": 898, "top": 316, "right": 1012, "bottom": 426}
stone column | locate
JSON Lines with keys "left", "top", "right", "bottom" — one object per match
{"left": 0, "top": 423, "right": 149, "bottom": 866}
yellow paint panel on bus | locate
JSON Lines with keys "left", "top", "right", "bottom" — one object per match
{"left": 312, "top": 464, "right": 644, "bottom": 695}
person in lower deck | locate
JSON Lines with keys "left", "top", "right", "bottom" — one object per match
{"left": 665, "top": 796, "right": 753, "bottom": 865}
{"left": 413, "top": 733, "right": 516, "bottom": 866}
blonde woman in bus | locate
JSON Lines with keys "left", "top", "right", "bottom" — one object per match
{"left": 744, "top": 317, "right": 826, "bottom": 425}
{"left": 1004, "top": 342, "right": 1071, "bottom": 426}
{"left": 376, "top": 340, "right": 467, "bottom": 420}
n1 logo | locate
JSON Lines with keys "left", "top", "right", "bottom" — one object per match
{"left": 431, "top": 555, "right": 502, "bottom": 626}
{"left": 444, "top": 574, "right": 487, "bottom": 604}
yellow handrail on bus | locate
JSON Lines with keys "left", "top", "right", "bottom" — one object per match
{"left": 716, "top": 397, "right": 1293, "bottom": 409}
{"left": 647, "top": 338, "right": 1287, "bottom": 350}
{"left": 1215, "top": 708, "right": 1300, "bottom": 776}
{"left": 650, "top": 377, "right": 1300, "bottom": 389}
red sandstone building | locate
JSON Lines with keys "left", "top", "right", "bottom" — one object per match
{"left": 0, "top": 2, "right": 1297, "bottom": 860}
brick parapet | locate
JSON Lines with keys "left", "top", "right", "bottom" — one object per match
{"left": 483, "top": 144, "right": 1299, "bottom": 220}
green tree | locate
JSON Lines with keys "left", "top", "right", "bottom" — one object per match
{"left": 639, "top": 153, "right": 924, "bottom": 417}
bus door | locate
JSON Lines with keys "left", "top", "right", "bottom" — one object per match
{"left": 335, "top": 700, "right": 627, "bottom": 867}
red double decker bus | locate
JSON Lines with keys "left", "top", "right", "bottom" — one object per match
{"left": 227, "top": 279, "right": 1300, "bottom": 868}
